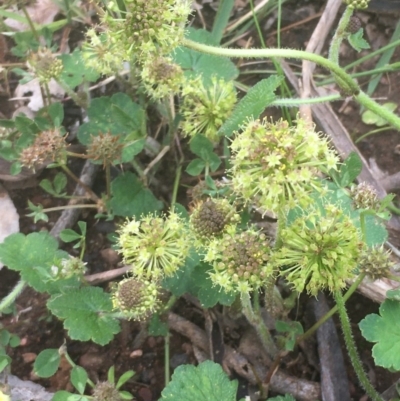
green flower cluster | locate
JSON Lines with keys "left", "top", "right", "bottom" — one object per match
{"left": 342, "top": 0, "right": 370, "bottom": 9}
{"left": 230, "top": 117, "right": 339, "bottom": 214}
{"left": 83, "top": 0, "right": 191, "bottom": 75}
{"left": 358, "top": 246, "right": 394, "bottom": 280}
{"left": 190, "top": 199, "right": 239, "bottom": 243}
{"left": 118, "top": 211, "right": 191, "bottom": 279}
{"left": 27, "top": 48, "right": 63, "bottom": 83}
{"left": 273, "top": 204, "right": 363, "bottom": 296}
{"left": 205, "top": 228, "right": 274, "bottom": 293}
{"left": 141, "top": 55, "right": 184, "bottom": 99}
{"left": 112, "top": 277, "right": 162, "bottom": 320}
{"left": 181, "top": 76, "right": 237, "bottom": 143}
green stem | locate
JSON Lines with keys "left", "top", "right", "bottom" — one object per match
{"left": 165, "top": 333, "right": 170, "bottom": 386}
{"left": 0, "top": 280, "right": 26, "bottom": 313}
{"left": 21, "top": 6, "right": 40, "bottom": 42}
{"left": 240, "top": 291, "right": 278, "bottom": 358}
{"left": 334, "top": 290, "right": 384, "bottom": 401}
{"left": 105, "top": 163, "right": 111, "bottom": 201}
{"left": 59, "top": 164, "right": 99, "bottom": 203}
{"left": 182, "top": 38, "right": 360, "bottom": 94}
{"left": 61, "top": 346, "right": 96, "bottom": 387}
{"left": 170, "top": 163, "right": 182, "bottom": 209}
{"left": 329, "top": 6, "right": 353, "bottom": 65}
{"left": 297, "top": 273, "right": 366, "bottom": 343}
{"left": 39, "top": 204, "right": 98, "bottom": 213}
{"left": 182, "top": 39, "right": 400, "bottom": 130}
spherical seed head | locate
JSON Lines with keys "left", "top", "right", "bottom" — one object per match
{"left": 141, "top": 55, "right": 184, "bottom": 99}
{"left": 92, "top": 381, "right": 121, "bottom": 401}
{"left": 190, "top": 199, "right": 239, "bottom": 240}
{"left": 27, "top": 48, "right": 63, "bottom": 83}
{"left": 118, "top": 211, "right": 192, "bottom": 279}
{"left": 359, "top": 246, "right": 394, "bottom": 280}
{"left": 19, "top": 129, "right": 68, "bottom": 170}
{"left": 347, "top": 15, "right": 362, "bottom": 34}
{"left": 230, "top": 117, "right": 339, "bottom": 214}
{"left": 205, "top": 228, "right": 274, "bottom": 293}
{"left": 112, "top": 277, "right": 161, "bottom": 320}
{"left": 350, "top": 182, "right": 380, "bottom": 210}
{"left": 273, "top": 204, "right": 363, "bottom": 296}
{"left": 342, "top": 0, "right": 370, "bottom": 9}
{"left": 181, "top": 76, "right": 237, "bottom": 143}
{"left": 86, "top": 132, "right": 124, "bottom": 167}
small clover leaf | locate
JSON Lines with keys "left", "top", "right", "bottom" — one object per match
{"left": 348, "top": 28, "right": 370, "bottom": 52}
{"left": 362, "top": 102, "right": 398, "bottom": 127}
{"left": 159, "top": 360, "right": 238, "bottom": 401}
{"left": 359, "top": 299, "right": 400, "bottom": 371}
{"left": 47, "top": 287, "right": 120, "bottom": 346}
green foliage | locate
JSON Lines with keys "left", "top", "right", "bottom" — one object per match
{"left": 34, "top": 348, "right": 60, "bottom": 378}
{"left": 174, "top": 28, "right": 239, "bottom": 86}
{"left": 186, "top": 135, "right": 221, "bottom": 176}
{"left": 110, "top": 172, "right": 163, "bottom": 217}
{"left": 47, "top": 287, "right": 120, "bottom": 345}
{"left": 348, "top": 29, "right": 370, "bottom": 52}
{"left": 40, "top": 172, "right": 68, "bottom": 197}
{"left": 77, "top": 93, "right": 146, "bottom": 163}
{"left": 0, "top": 232, "right": 79, "bottom": 294}
{"left": 219, "top": 75, "right": 283, "bottom": 136}
{"left": 330, "top": 152, "right": 362, "bottom": 188}
{"left": 362, "top": 102, "right": 398, "bottom": 127}
{"left": 70, "top": 366, "right": 88, "bottom": 394}
{"left": 159, "top": 360, "right": 239, "bottom": 401}
{"left": 359, "top": 299, "right": 400, "bottom": 371}
{"left": 275, "top": 321, "right": 304, "bottom": 351}
{"left": 60, "top": 221, "right": 87, "bottom": 249}
{"left": 59, "top": 49, "right": 100, "bottom": 88}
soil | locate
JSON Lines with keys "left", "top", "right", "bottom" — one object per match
{"left": 1, "top": 1, "right": 400, "bottom": 401}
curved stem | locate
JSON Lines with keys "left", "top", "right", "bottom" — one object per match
{"left": 334, "top": 290, "right": 384, "bottom": 401}
{"left": 0, "top": 280, "right": 26, "bottom": 313}
{"left": 182, "top": 39, "right": 400, "bottom": 130}
{"left": 240, "top": 291, "right": 278, "bottom": 358}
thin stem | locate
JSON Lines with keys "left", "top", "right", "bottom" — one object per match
{"left": 21, "top": 6, "right": 40, "bottom": 42}
{"left": 0, "top": 280, "right": 26, "bottom": 313}
{"left": 297, "top": 273, "right": 366, "bottom": 343}
{"left": 105, "top": 163, "right": 111, "bottom": 201}
{"left": 59, "top": 164, "right": 99, "bottom": 203}
{"left": 165, "top": 333, "right": 170, "bottom": 386}
{"left": 334, "top": 290, "right": 384, "bottom": 401}
{"left": 39, "top": 204, "right": 98, "bottom": 213}
{"left": 61, "top": 346, "right": 96, "bottom": 387}
{"left": 240, "top": 291, "right": 278, "bottom": 358}
{"left": 182, "top": 39, "right": 400, "bottom": 130}
{"left": 170, "top": 163, "right": 182, "bottom": 209}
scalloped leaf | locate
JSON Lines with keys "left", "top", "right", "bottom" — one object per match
{"left": 110, "top": 172, "right": 163, "bottom": 217}
{"left": 159, "top": 360, "right": 238, "bottom": 401}
{"left": 47, "top": 286, "right": 120, "bottom": 345}
{"left": 0, "top": 232, "right": 78, "bottom": 294}
{"left": 359, "top": 299, "right": 400, "bottom": 371}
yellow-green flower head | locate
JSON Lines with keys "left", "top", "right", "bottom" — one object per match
{"left": 229, "top": 117, "right": 339, "bottom": 214}
{"left": 342, "top": 0, "right": 369, "bottom": 9}
{"left": 358, "top": 246, "right": 394, "bottom": 280}
{"left": 141, "top": 56, "right": 184, "bottom": 99}
{"left": 27, "top": 47, "right": 63, "bottom": 84}
{"left": 123, "top": 0, "right": 191, "bottom": 57}
{"left": 118, "top": 212, "right": 191, "bottom": 279}
{"left": 205, "top": 228, "right": 274, "bottom": 293}
{"left": 190, "top": 198, "right": 239, "bottom": 243}
{"left": 274, "top": 204, "right": 363, "bottom": 296}
{"left": 181, "top": 76, "right": 237, "bottom": 143}
{"left": 112, "top": 277, "right": 161, "bottom": 320}
{"left": 82, "top": 30, "right": 125, "bottom": 75}
{"left": 51, "top": 257, "right": 87, "bottom": 279}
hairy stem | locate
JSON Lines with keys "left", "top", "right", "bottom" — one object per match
{"left": 240, "top": 291, "right": 279, "bottom": 358}
{"left": 182, "top": 39, "right": 400, "bottom": 130}
{"left": 0, "top": 280, "right": 26, "bottom": 313}
{"left": 334, "top": 290, "right": 384, "bottom": 401}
